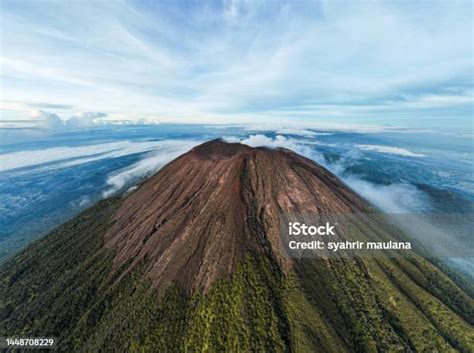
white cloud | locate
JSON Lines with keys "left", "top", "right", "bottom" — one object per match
{"left": 221, "top": 136, "right": 241, "bottom": 143}
{"left": 22, "top": 109, "right": 164, "bottom": 131}
{"left": 32, "top": 110, "right": 65, "bottom": 130}
{"left": 226, "top": 134, "right": 325, "bottom": 163}
{"left": 240, "top": 134, "right": 290, "bottom": 147}
{"left": 0, "top": 1, "right": 471, "bottom": 125}
{"left": 356, "top": 144, "right": 425, "bottom": 157}
{"left": 0, "top": 140, "right": 175, "bottom": 172}
{"left": 136, "top": 117, "right": 160, "bottom": 125}
{"left": 241, "top": 124, "right": 328, "bottom": 137}
{"left": 238, "top": 122, "right": 415, "bottom": 134}
{"left": 343, "top": 177, "right": 428, "bottom": 213}
{"left": 229, "top": 134, "right": 429, "bottom": 213}
{"left": 233, "top": 134, "right": 320, "bottom": 160}
{"left": 102, "top": 140, "right": 200, "bottom": 197}
{"left": 66, "top": 112, "right": 107, "bottom": 128}
{"left": 30, "top": 109, "right": 108, "bottom": 131}
{"left": 273, "top": 128, "right": 329, "bottom": 137}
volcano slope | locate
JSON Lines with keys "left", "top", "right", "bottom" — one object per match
{"left": 0, "top": 139, "right": 473, "bottom": 352}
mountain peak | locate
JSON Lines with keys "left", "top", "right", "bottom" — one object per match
{"left": 189, "top": 138, "right": 253, "bottom": 157}
{"left": 105, "top": 139, "right": 367, "bottom": 294}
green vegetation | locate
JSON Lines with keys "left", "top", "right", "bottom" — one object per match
{"left": 0, "top": 199, "right": 473, "bottom": 352}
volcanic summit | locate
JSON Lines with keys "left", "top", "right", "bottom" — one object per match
{"left": 105, "top": 139, "right": 367, "bottom": 293}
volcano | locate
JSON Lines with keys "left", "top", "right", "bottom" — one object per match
{"left": 1, "top": 140, "right": 472, "bottom": 352}
{"left": 105, "top": 139, "right": 367, "bottom": 293}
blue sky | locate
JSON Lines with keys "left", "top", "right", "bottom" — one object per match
{"left": 0, "top": 0, "right": 472, "bottom": 130}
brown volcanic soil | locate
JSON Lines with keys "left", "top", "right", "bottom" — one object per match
{"left": 105, "top": 139, "right": 368, "bottom": 294}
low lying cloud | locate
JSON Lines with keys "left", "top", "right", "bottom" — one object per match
{"left": 242, "top": 125, "right": 327, "bottom": 137}
{"left": 224, "top": 134, "right": 326, "bottom": 165}
{"left": 229, "top": 134, "right": 428, "bottom": 214}
{"left": 343, "top": 177, "right": 428, "bottom": 213}
{"left": 273, "top": 128, "right": 323, "bottom": 137}
{"left": 0, "top": 140, "right": 172, "bottom": 172}
{"left": 239, "top": 122, "right": 421, "bottom": 134}
{"left": 240, "top": 134, "right": 296, "bottom": 148}
{"left": 356, "top": 144, "right": 426, "bottom": 157}
{"left": 102, "top": 140, "right": 201, "bottom": 197}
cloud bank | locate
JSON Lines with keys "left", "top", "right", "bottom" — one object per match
{"left": 32, "top": 110, "right": 108, "bottom": 131}
{"left": 102, "top": 140, "right": 200, "bottom": 197}
{"left": 229, "top": 134, "right": 428, "bottom": 214}
{"left": 0, "top": 140, "right": 178, "bottom": 172}
{"left": 356, "top": 144, "right": 426, "bottom": 157}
